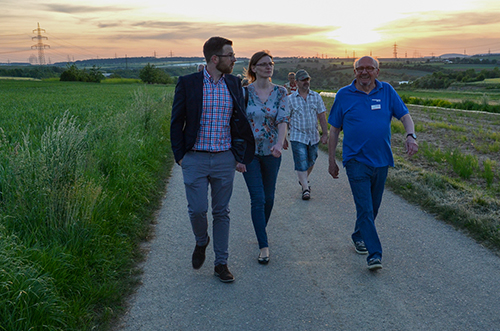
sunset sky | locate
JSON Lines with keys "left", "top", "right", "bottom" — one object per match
{"left": 2, "top": 0, "right": 500, "bottom": 64}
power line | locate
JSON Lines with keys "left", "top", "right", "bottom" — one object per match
{"left": 31, "top": 22, "right": 49, "bottom": 65}
{"left": 45, "top": 32, "right": 100, "bottom": 58}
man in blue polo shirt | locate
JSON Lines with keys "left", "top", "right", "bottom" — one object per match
{"left": 328, "top": 56, "right": 418, "bottom": 271}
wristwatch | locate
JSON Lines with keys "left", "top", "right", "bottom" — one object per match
{"left": 406, "top": 133, "right": 417, "bottom": 139}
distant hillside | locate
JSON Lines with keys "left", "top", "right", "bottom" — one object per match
{"left": 439, "top": 53, "right": 470, "bottom": 59}
{"left": 52, "top": 56, "right": 205, "bottom": 68}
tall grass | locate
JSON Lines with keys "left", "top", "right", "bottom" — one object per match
{"left": 0, "top": 224, "right": 67, "bottom": 330}
{"left": 0, "top": 81, "right": 174, "bottom": 329}
{"left": 418, "top": 142, "right": 480, "bottom": 180}
{"left": 482, "top": 158, "right": 496, "bottom": 187}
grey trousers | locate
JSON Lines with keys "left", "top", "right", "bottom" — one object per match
{"left": 181, "top": 150, "right": 236, "bottom": 266}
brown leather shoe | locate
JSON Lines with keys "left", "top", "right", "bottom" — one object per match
{"left": 214, "top": 264, "right": 234, "bottom": 283}
{"left": 192, "top": 237, "right": 210, "bottom": 269}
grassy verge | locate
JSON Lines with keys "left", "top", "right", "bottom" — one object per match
{"left": 386, "top": 159, "right": 500, "bottom": 251}
{"left": 0, "top": 80, "right": 174, "bottom": 330}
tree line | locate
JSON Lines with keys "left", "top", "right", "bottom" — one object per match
{"left": 0, "top": 63, "right": 176, "bottom": 84}
{"left": 0, "top": 66, "right": 64, "bottom": 79}
{"left": 407, "top": 67, "right": 500, "bottom": 89}
{"left": 60, "top": 64, "right": 105, "bottom": 83}
{"left": 3, "top": 61, "right": 500, "bottom": 90}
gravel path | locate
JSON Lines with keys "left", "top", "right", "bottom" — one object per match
{"left": 116, "top": 149, "right": 500, "bottom": 331}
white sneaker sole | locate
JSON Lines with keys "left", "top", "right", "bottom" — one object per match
{"left": 367, "top": 263, "right": 383, "bottom": 271}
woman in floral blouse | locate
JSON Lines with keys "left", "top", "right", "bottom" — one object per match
{"left": 237, "top": 50, "right": 290, "bottom": 264}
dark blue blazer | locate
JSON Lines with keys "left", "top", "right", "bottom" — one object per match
{"left": 170, "top": 71, "right": 255, "bottom": 164}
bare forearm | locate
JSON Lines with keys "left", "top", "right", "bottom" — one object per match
{"left": 400, "top": 114, "right": 418, "bottom": 156}
{"left": 401, "top": 114, "right": 415, "bottom": 135}
{"left": 328, "top": 126, "right": 341, "bottom": 178}
{"left": 318, "top": 113, "right": 328, "bottom": 135}
{"left": 277, "top": 122, "right": 288, "bottom": 145}
{"left": 270, "top": 122, "right": 289, "bottom": 158}
{"left": 328, "top": 126, "right": 341, "bottom": 161}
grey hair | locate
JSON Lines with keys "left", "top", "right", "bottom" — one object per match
{"left": 354, "top": 56, "right": 379, "bottom": 69}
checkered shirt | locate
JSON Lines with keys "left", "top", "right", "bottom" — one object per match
{"left": 288, "top": 90, "right": 327, "bottom": 144}
{"left": 193, "top": 69, "right": 233, "bottom": 152}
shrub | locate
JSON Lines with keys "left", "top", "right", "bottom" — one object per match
{"left": 60, "top": 64, "right": 104, "bottom": 83}
{"left": 60, "top": 64, "right": 81, "bottom": 82}
{"left": 139, "top": 63, "right": 172, "bottom": 84}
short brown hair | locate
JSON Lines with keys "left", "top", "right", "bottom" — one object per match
{"left": 203, "top": 37, "right": 233, "bottom": 63}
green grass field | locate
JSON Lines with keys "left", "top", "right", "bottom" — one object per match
{"left": 398, "top": 89, "right": 500, "bottom": 105}
{"left": 0, "top": 80, "right": 174, "bottom": 330}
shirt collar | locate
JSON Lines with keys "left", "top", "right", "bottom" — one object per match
{"left": 292, "top": 89, "right": 312, "bottom": 99}
{"left": 203, "top": 67, "right": 225, "bottom": 84}
{"left": 349, "top": 79, "right": 382, "bottom": 93}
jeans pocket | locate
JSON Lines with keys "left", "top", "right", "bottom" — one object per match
{"left": 345, "top": 159, "right": 369, "bottom": 182}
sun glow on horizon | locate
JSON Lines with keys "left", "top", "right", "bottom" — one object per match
{"left": 327, "top": 27, "right": 382, "bottom": 46}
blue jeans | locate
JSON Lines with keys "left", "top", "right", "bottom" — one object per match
{"left": 243, "top": 155, "right": 282, "bottom": 249}
{"left": 345, "top": 159, "right": 388, "bottom": 262}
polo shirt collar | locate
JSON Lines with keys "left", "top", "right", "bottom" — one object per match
{"left": 349, "top": 79, "right": 383, "bottom": 94}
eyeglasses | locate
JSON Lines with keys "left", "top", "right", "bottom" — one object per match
{"left": 216, "top": 53, "right": 236, "bottom": 59}
{"left": 355, "top": 66, "right": 377, "bottom": 73}
{"left": 255, "top": 62, "right": 275, "bottom": 67}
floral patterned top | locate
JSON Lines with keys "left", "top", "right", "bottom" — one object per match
{"left": 245, "top": 84, "right": 290, "bottom": 156}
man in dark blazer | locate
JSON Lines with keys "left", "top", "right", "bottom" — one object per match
{"left": 171, "top": 36, "right": 254, "bottom": 283}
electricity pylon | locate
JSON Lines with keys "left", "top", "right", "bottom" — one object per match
{"left": 32, "top": 22, "right": 50, "bottom": 65}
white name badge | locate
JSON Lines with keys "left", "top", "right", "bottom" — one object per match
{"left": 371, "top": 104, "right": 381, "bottom": 110}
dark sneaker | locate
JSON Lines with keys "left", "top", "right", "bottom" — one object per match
{"left": 214, "top": 264, "right": 235, "bottom": 283}
{"left": 367, "top": 258, "right": 383, "bottom": 271}
{"left": 352, "top": 239, "right": 368, "bottom": 255}
{"left": 192, "top": 236, "right": 210, "bottom": 269}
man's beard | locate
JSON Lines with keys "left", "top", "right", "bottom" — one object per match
{"left": 216, "top": 61, "right": 233, "bottom": 74}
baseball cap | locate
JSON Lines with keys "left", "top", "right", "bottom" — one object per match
{"left": 295, "top": 69, "right": 310, "bottom": 81}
